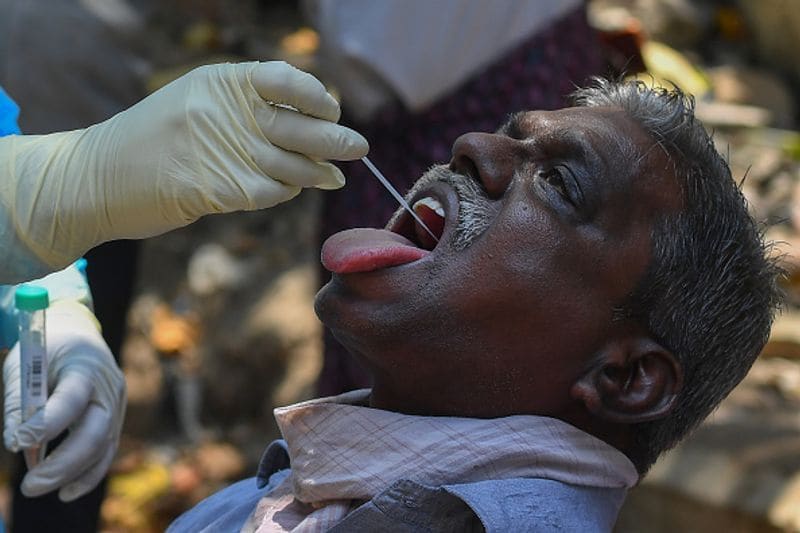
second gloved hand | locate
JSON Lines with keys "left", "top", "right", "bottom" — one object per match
{"left": 3, "top": 302, "right": 126, "bottom": 502}
{"left": 0, "top": 61, "right": 368, "bottom": 283}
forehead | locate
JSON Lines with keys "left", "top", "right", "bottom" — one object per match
{"left": 504, "top": 105, "right": 636, "bottom": 130}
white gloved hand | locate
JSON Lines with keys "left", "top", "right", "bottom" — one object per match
{"left": 3, "top": 301, "right": 126, "bottom": 502}
{"left": 0, "top": 61, "right": 368, "bottom": 283}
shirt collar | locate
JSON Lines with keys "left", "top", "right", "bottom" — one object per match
{"left": 257, "top": 389, "right": 638, "bottom": 503}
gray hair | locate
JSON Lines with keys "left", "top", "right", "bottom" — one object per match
{"left": 572, "top": 79, "right": 783, "bottom": 473}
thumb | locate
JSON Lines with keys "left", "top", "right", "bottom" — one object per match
{"left": 10, "top": 409, "right": 47, "bottom": 451}
{"left": 4, "top": 346, "right": 23, "bottom": 451}
{"left": 4, "top": 407, "right": 22, "bottom": 452}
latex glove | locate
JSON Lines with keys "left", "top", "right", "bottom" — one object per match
{"left": 0, "top": 61, "right": 368, "bottom": 284}
{"left": 3, "top": 302, "right": 126, "bottom": 501}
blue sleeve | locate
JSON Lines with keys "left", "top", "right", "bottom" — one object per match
{"left": 444, "top": 478, "right": 626, "bottom": 533}
{"left": 0, "top": 86, "right": 21, "bottom": 136}
{"left": 0, "top": 262, "right": 93, "bottom": 349}
{"left": 168, "top": 470, "right": 291, "bottom": 533}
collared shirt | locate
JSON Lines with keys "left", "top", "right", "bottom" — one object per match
{"left": 170, "top": 390, "right": 635, "bottom": 532}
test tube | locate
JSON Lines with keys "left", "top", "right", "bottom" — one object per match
{"left": 15, "top": 285, "right": 49, "bottom": 469}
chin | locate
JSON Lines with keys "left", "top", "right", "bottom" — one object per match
{"left": 313, "top": 280, "right": 377, "bottom": 371}
{"left": 314, "top": 277, "right": 382, "bottom": 350}
{"left": 313, "top": 278, "right": 345, "bottom": 330}
{"left": 314, "top": 273, "right": 442, "bottom": 368}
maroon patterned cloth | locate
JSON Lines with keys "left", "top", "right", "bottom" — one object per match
{"left": 318, "top": 5, "right": 604, "bottom": 395}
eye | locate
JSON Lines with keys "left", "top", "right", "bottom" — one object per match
{"left": 537, "top": 167, "right": 573, "bottom": 204}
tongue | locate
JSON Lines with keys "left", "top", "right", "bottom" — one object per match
{"left": 322, "top": 228, "right": 429, "bottom": 274}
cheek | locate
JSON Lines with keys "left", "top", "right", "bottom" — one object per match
{"left": 440, "top": 228, "right": 611, "bottom": 365}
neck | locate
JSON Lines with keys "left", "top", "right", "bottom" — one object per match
{"left": 558, "top": 406, "right": 634, "bottom": 467}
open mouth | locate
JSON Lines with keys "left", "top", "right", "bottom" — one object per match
{"left": 389, "top": 195, "right": 447, "bottom": 251}
{"left": 321, "top": 187, "right": 452, "bottom": 275}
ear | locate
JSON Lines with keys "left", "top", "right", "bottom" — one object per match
{"left": 571, "top": 337, "right": 683, "bottom": 424}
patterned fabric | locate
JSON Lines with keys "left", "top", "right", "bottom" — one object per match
{"left": 318, "top": 4, "right": 604, "bottom": 395}
{"left": 245, "top": 389, "right": 637, "bottom": 532}
{"left": 246, "top": 479, "right": 350, "bottom": 533}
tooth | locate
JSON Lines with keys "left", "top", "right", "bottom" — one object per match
{"left": 413, "top": 197, "right": 445, "bottom": 217}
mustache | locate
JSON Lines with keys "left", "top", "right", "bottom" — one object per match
{"left": 388, "top": 164, "right": 496, "bottom": 250}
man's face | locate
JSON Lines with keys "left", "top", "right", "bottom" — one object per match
{"left": 315, "top": 106, "right": 682, "bottom": 419}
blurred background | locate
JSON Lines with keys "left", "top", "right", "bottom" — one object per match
{"left": 3, "top": 0, "right": 800, "bottom": 531}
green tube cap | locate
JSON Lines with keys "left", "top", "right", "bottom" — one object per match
{"left": 15, "top": 285, "right": 49, "bottom": 311}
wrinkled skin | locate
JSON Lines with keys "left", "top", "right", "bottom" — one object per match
{"left": 315, "top": 106, "right": 682, "bottom": 433}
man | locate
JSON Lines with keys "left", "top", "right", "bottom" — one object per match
{"left": 170, "top": 78, "right": 781, "bottom": 532}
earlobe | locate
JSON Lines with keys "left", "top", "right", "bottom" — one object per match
{"left": 571, "top": 337, "right": 683, "bottom": 424}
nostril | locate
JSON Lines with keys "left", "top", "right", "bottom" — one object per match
{"left": 449, "top": 154, "right": 480, "bottom": 183}
{"left": 450, "top": 133, "right": 482, "bottom": 172}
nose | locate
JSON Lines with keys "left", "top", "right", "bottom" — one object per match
{"left": 449, "top": 132, "right": 520, "bottom": 198}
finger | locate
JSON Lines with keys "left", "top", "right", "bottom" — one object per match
{"left": 10, "top": 409, "right": 46, "bottom": 451}
{"left": 4, "top": 411, "right": 21, "bottom": 451}
{"left": 58, "top": 444, "right": 115, "bottom": 502}
{"left": 4, "top": 379, "right": 23, "bottom": 450}
{"left": 15, "top": 372, "right": 92, "bottom": 448}
{"left": 250, "top": 61, "right": 341, "bottom": 122}
{"left": 256, "top": 105, "right": 369, "bottom": 161}
{"left": 253, "top": 147, "right": 346, "bottom": 190}
{"left": 21, "top": 404, "right": 112, "bottom": 497}
{"left": 235, "top": 171, "right": 302, "bottom": 210}
{"left": 250, "top": 183, "right": 302, "bottom": 210}
{"left": 4, "top": 348, "right": 27, "bottom": 450}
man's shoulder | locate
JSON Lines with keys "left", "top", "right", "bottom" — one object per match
{"left": 445, "top": 477, "right": 626, "bottom": 532}
{"left": 332, "top": 477, "right": 624, "bottom": 533}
